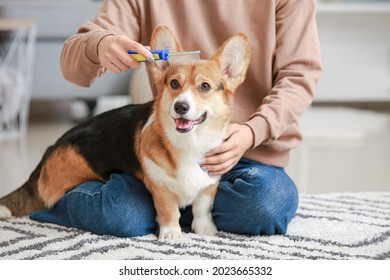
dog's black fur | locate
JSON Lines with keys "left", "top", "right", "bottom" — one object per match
{"left": 58, "top": 101, "right": 154, "bottom": 179}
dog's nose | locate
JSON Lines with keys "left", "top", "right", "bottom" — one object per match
{"left": 174, "top": 101, "right": 190, "bottom": 116}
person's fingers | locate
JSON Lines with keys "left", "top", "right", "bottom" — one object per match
{"left": 203, "top": 144, "right": 232, "bottom": 165}
{"left": 125, "top": 39, "right": 155, "bottom": 62}
{"left": 107, "top": 64, "right": 122, "bottom": 74}
{"left": 203, "top": 155, "right": 238, "bottom": 176}
{"left": 98, "top": 35, "right": 154, "bottom": 74}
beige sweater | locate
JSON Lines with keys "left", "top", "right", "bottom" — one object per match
{"left": 60, "top": 0, "right": 322, "bottom": 167}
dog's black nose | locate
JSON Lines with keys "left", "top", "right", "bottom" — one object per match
{"left": 174, "top": 101, "right": 190, "bottom": 115}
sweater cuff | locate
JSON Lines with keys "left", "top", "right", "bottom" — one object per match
{"left": 85, "top": 30, "right": 114, "bottom": 64}
{"left": 244, "top": 116, "right": 271, "bottom": 148}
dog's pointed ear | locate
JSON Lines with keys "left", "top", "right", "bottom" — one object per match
{"left": 149, "top": 25, "right": 182, "bottom": 73}
{"left": 212, "top": 33, "right": 251, "bottom": 91}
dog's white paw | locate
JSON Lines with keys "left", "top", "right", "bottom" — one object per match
{"left": 158, "top": 226, "right": 182, "bottom": 239}
{"left": 0, "top": 205, "right": 12, "bottom": 220}
{"left": 192, "top": 218, "right": 218, "bottom": 236}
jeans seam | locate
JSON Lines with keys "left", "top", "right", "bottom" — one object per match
{"left": 69, "top": 186, "right": 104, "bottom": 197}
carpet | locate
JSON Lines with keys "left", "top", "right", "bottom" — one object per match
{"left": 0, "top": 192, "right": 389, "bottom": 260}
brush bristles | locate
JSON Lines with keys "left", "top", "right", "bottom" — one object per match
{"left": 169, "top": 60, "right": 201, "bottom": 66}
{"left": 168, "top": 51, "right": 201, "bottom": 66}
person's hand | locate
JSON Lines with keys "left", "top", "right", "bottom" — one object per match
{"left": 97, "top": 35, "right": 154, "bottom": 74}
{"left": 201, "top": 123, "right": 254, "bottom": 176}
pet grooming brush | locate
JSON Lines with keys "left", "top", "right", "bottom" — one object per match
{"left": 128, "top": 49, "right": 200, "bottom": 65}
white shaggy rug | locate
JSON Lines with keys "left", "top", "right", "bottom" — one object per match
{"left": 0, "top": 192, "right": 389, "bottom": 260}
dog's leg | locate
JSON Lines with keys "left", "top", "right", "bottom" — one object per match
{"left": 38, "top": 146, "right": 103, "bottom": 208}
{"left": 147, "top": 181, "right": 182, "bottom": 239}
{"left": 155, "top": 190, "right": 181, "bottom": 239}
{"left": 191, "top": 183, "right": 218, "bottom": 236}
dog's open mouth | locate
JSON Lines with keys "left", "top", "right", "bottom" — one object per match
{"left": 174, "top": 112, "right": 207, "bottom": 133}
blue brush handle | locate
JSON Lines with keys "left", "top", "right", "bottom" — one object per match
{"left": 127, "top": 49, "right": 169, "bottom": 62}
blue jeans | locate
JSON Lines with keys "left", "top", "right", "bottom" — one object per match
{"left": 30, "top": 158, "right": 298, "bottom": 237}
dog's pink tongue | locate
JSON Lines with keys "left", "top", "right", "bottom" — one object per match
{"left": 176, "top": 118, "right": 193, "bottom": 130}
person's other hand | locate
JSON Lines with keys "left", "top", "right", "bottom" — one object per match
{"left": 201, "top": 123, "right": 254, "bottom": 176}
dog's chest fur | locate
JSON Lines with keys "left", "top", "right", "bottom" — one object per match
{"left": 144, "top": 155, "right": 218, "bottom": 207}
{"left": 141, "top": 114, "right": 224, "bottom": 207}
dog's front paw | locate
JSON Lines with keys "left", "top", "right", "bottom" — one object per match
{"left": 159, "top": 226, "right": 182, "bottom": 239}
{"left": 192, "top": 218, "right": 218, "bottom": 236}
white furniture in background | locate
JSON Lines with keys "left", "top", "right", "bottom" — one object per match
{"left": 0, "top": 19, "right": 36, "bottom": 139}
{"left": 315, "top": 1, "right": 390, "bottom": 102}
{"left": 287, "top": 107, "right": 390, "bottom": 193}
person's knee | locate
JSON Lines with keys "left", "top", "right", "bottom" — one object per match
{"left": 214, "top": 164, "right": 298, "bottom": 236}
{"left": 244, "top": 166, "right": 299, "bottom": 235}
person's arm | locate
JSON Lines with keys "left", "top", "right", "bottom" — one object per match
{"left": 60, "top": 0, "right": 152, "bottom": 87}
{"left": 245, "top": 0, "right": 323, "bottom": 147}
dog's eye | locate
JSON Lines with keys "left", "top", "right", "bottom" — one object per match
{"left": 170, "top": 79, "right": 180, "bottom": 89}
{"left": 199, "top": 82, "right": 211, "bottom": 93}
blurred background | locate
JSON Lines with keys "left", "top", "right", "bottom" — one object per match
{"left": 0, "top": 0, "right": 389, "bottom": 197}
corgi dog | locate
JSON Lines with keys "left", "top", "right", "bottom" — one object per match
{"left": 0, "top": 25, "right": 251, "bottom": 239}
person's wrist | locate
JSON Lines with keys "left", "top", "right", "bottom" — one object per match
{"left": 97, "top": 34, "right": 114, "bottom": 57}
{"left": 241, "top": 124, "right": 254, "bottom": 150}
{"left": 85, "top": 32, "right": 115, "bottom": 65}
{"left": 244, "top": 117, "right": 270, "bottom": 148}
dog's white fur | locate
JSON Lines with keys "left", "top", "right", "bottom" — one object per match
{"left": 0, "top": 205, "right": 12, "bottom": 220}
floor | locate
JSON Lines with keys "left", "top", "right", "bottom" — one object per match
{"left": 1, "top": 100, "right": 390, "bottom": 198}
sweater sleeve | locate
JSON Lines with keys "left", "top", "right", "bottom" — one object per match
{"left": 245, "top": 0, "right": 322, "bottom": 147}
{"left": 60, "top": 0, "right": 141, "bottom": 87}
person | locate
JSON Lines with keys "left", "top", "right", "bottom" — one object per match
{"left": 30, "top": 0, "right": 322, "bottom": 237}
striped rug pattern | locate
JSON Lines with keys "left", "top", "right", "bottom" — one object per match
{"left": 0, "top": 192, "right": 389, "bottom": 260}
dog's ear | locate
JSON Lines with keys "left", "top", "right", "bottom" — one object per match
{"left": 149, "top": 25, "right": 182, "bottom": 74}
{"left": 212, "top": 33, "right": 251, "bottom": 91}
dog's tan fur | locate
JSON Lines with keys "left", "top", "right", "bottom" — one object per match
{"left": 38, "top": 146, "right": 103, "bottom": 208}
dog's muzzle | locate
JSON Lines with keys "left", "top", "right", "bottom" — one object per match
{"left": 174, "top": 111, "right": 207, "bottom": 133}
